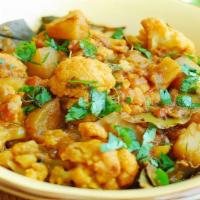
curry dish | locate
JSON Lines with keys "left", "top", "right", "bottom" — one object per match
{"left": 0, "top": 10, "right": 199, "bottom": 189}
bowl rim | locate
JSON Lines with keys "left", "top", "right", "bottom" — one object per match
{"left": 0, "top": 166, "right": 200, "bottom": 199}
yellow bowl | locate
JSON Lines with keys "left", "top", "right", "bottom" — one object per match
{"left": 0, "top": 0, "right": 200, "bottom": 199}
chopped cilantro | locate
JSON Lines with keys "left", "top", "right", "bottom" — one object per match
{"left": 100, "top": 132, "right": 126, "bottom": 152}
{"left": 197, "top": 57, "right": 200, "bottom": 66}
{"left": 159, "top": 153, "right": 175, "bottom": 171}
{"left": 15, "top": 41, "right": 36, "bottom": 62}
{"left": 45, "top": 37, "right": 69, "bottom": 53}
{"left": 114, "top": 125, "right": 140, "bottom": 152}
{"left": 181, "top": 64, "right": 199, "bottom": 76}
{"left": 100, "top": 96, "right": 121, "bottom": 117}
{"left": 160, "top": 89, "right": 172, "bottom": 106}
{"left": 137, "top": 124, "right": 156, "bottom": 160}
{"left": 0, "top": 58, "right": 4, "bottom": 64}
{"left": 90, "top": 88, "right": 106, "bottom": 116}
{"left": 176, "top": 95, "right": 200, "bottom": 108}
{"left": 125, "top": 97, "right": 132, "bottom": 104}
{"left": 19, "top": 85, "right": 52, "bottom": 114}
{"left": 134, "top": 43, "right": 152, "bottom": 59}
{"left": 155, "top": 168, "right": 169, "bottom": 186}
{"left": 80, "top": 39, "right": 97, "bottom": 57}
{"left": 109, "top": 63, "right": 122, "bottom": 71}
{"left": 68, "top": 79, "right": 98, "bottom": 87}
{"left": 111, "top": 28, "right": 124, "bottom": 39}
{"left": 65, "top": 98, "right": 89, "bottom": 122}
{"left": 180, "top": 76, "right": 199, "bottom": 93}
{"left": 23, "top": 105, "right": 36, "bottom": 115}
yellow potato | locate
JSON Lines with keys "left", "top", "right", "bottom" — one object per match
{"left": 25, "top": 98, "right": 63, "bottom": 139}
{"left": 150, "top": 57, "right": 182, "bottom": 89}
{"left": 27, "top": 47, "right": 59, "bottom": 79}
{"left": 46, "top": 10, "right": 89, "bottom": 40}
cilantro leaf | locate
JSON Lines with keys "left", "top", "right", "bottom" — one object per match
{"left": 15, "top": 41, "right": 36, "bottom": 62}
{"left": 181, "top": 64, "right": 199, "bottom": 77}
{"left": 100, "top": 96, "right": 121, "bottom": 117}
{"left": 125, "top": 97, "right": 132, "bottom": 104}
{"left": 137, "top": 124, "right": 156, "bottom": 160}
{"left": 20, "top": 85, "right": 52, "bottom": 114}
{"left": 90, "top": 88, "right": 107, "bottom": 116}
{"left": 159, "top": 153, "right": 175, "bottom": 171}
{"left": 80, "top": 39, "right": 97, "bottom": 57}
{"left": 155, "top": 168, "right": 169, "bottom": 186}
{"left": 180, "top": 76, "right": 199, "bottom": 93}
{"left": 100, "top": 132, "right": 126, "bottom": 152}
{"left": 160, "top": 89, "right": 172, "bottom": 106}
{"left": 109, "top": 63, "right": 122, "bottom": 71}
{"left": 65, "top": 98, "right": 89, "bottom": 122}
{"left": 176, "top": 95, "right": 200, "bottom": 108}
{"left": 114, "top": 125, "right": 140, "bottom": 152}
{"left": 111, "top": 28, "right": 124, "bottom": 39}
{"left": 134, "top": 43, "right": 152, "bottom": 59}
{"left": 68, "top": 79, "right": 98, "bottom": 87}
{"left": 45, "top": 37, "right": 69, "bottom": 53}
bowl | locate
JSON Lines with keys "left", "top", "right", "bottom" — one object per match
{"left": 0, "top": 0, "right": 200, "bottom": 199}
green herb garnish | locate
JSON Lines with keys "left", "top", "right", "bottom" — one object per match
{"left": 114, "top": 125, "right": 140, "bottom": 152}
{"left": 137, "top": 124, "right": 156, "bottom": 160}
{"left": 181, "top": 64, "right": 199, "bottom": 76}
{"left": 111, "top": 28, "right": 124, "bottom": 39}
{"left": 125, "top": 97, "right": 132, "bottom": 104}
{"left": 134, "top": 43, "right": 152, "bottom": 59}
{"left": 45, "top": 38, "right": 69, "bottom": 53}
{"left": 20, "top": 85, "right": 52, "bottom": 114}
{"left": 100, "top": 132, "right": 126, "bottom": 152}
{"left": 160, "top": 89, "right": 172, "bottom": 106}
{"left": 65, "top": 98, "right": 89, "bottom": 122}
{"left": 155, "top": 168, "right": 169, "bottom": 186}
{"left": 180, "top": 76, "right": 199, "bottom": 93}
{"left": 109, "top": 63, "right": 122, "bottom": 71}
{"left": 176, "top": 95, "right": 200, "bottom": 108}
{"left": 68, "top": 79, "right": 98, "bottom": 87}
{"left": 80, "top": 39, "right": 97, "bottom": 57}
{"left": 90, "top": 88, "right": 107, "bottom": 117}
{"left": 15, "top": 41, "right": 36, "bottom": 62}
{"left": 159, "top": 153, "right": 174, "bottom": 171}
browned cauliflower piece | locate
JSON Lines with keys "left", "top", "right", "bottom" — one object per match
{"left": 59, "top": 139, "right": 139, "bottom": 189}
{"left": 46, "top": 10, "right": 89, "bottom": 40}
{"left": 0, "top": 53, "right": 27, "bottom": 78}
{"left": 0, "top": 123, "right": 25, "bottom": 151}
{"left": 0, "top": 94, "right": 23, "bottom": 122}
{"left": 0, "top": 140, "right": 48, "bottom": 181}
{"left": 138, "top": 18, "right": 195, "bottom": 55}
{"left": 78, "top": 122, "right": 107, "bottom": 140}
{"left": 173, "top": 123, "right": 200, "bottom": 167}
{"left": 49, "top": 56, "right": 116, "bottom": 97}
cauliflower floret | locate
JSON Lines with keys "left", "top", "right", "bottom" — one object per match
{"left": 0, "top": 94, "right": 22, "bottom": 122}
{"left": 59, "top": 139, "right": 138, "bottom": 189}
{"left": 173, "top": 123, "right": 200, "bottom": 167}
{"left": 0, "top": 140, "right": 48, "bottom": 181}
{"left": 49, "top": 56, "right": 116, "bottom": 97}
{"left": 139, "top": 18, "right": 195, "bottom": 55}
{"left": 78, "top": 122, "right": 107, "bottom": 140}
{"left": 0, "top": 53, "right": 27, "bottom": 78}
{"left": 0, "top": 123, "right": 25, "bottom": 151}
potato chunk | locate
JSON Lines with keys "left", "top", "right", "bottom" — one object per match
{"left": 46, "top": 10, "right": 89, "bottom": 40}
{"left": 0, "top": 53, "right": 27, "bottom": 78}
{"left": 139, "top": 18, "right": 195, "bottom": 55}
{"left": 150, "top": 57, "right": 181, "bottom": 89}
{"left": 25, "top": 99, "right": 63, "bottom": 138}
{"left": 27, "top": 47, "right": 59, "bottom": 79}
{"left": 173, "top": 123, "right": 200, "bottom": 167}
{"left": 49, "top": 56, "right": 116, "bottom": 97}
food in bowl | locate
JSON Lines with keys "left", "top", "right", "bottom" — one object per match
{"left": 0, "top": 9, "right": 199, "bottom": 190}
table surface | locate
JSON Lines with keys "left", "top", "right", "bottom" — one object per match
{"left": 0, "top": 191, "right": 24, "bottom": 200}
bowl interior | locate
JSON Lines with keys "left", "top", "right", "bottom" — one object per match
{"left": 0, "top": 0, "right": 200, "bottom": 199}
